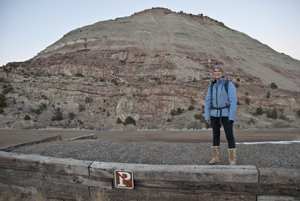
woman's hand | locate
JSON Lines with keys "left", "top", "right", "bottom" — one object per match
{"left": 206, "top": 120, "right": 211, "bottom": 124}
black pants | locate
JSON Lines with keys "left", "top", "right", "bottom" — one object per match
{"left": 211, "top": 116, "right": 236, "bottom": 148}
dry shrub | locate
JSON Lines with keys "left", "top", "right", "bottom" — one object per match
{"left": 0, "top": 189, "right": 49, "bottom": 201}
{"left": 29, "top": 191, "right": 46, "bottom": 201}
{"left": 76, "top": 195, "right": 83, "bottom": 201}
{"left": 273, "top": 121, "right": 290, "bottom": 129}
{"left": 0, "top": 189, "right": 21, "bottom": 201}
{"left": 91, "top": 189, "right": 108, "bottom": 201}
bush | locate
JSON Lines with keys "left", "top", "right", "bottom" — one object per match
{"left": 24, "top": 115, "right": 31, "bottom": 120}
{"left": 267, "top": 108, "right": 278, "bottom": 119}
{"left": 245, "top": 97, "right": 250, "bottom": 105}
{"left": 2, "top": 85, "right": 13, "bottom": 94}
{"left": 170, "top": 109, "right": 177, "bottom": 116}
{"left": 111, "top": 79, "right": 118, "bottom": 85}
{"left": 68, "top": 112, "right": 75, "bottom": 120}
{"left": 170, "top": 108, "right": 184, "bottom": 115}
{"left": 194, "top": 113, "right": 205, "bottom": 122}
{"left": 270, "top": 83, "right": 278, "bottom": 89}
{"left": 78, "top": 104, "right": 85, "bottom": 112}
{"left": 51, "top": 111, "right": 63, "bottom": 121}
{"left": 247, "top": 78, "right": 254, "bottom": 82}
{"left": 297, "top": 109, "right": 300, "bottom": 117}
{"left": 248, "top": 118, "right": 255, "bottom": 125}
{"left": 124, "top": 116, "right": 136, "bottom": 126}
{"left": 85, "top": 97, "right": 92, "bottom": 104}
{"left": 190, "top": 98, "right": 196, "bottom": 105}
{"left": 3, "top": 67, "right": 11, "bottom": 73}
{"left": 0, "top": 94, "right": 7, "bottom": 108}
{"left": 0, "top": 108, "right": 4, "bottom": 114}
{"left": 35, "top": 109, "right": 41, "bottom": 115}
{"left": 116, "top": 117, "right": 122, "bottom": 124}
{"left": 177, "top": 108, "right": 183, "bottom": 114}
{"left": 40, "top": 103, "right": 47, "bottom": 109}
{"left": 75, "top": 73, "right": 84, "bottom": 77}
{"left": 188, "top": 105, "right": 195, "bottom": 111}
{"left": 267, "top": 90, "right": 270, "bottom": 98}
{"left": 234, "top": 83, "right": 239, "bottom": 88}
{"left": 256, "top": 107, "right": 263, "bottom": 115}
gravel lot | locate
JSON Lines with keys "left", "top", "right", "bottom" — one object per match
{"left": 12, "top": 139, "right": 300, "bottom": 169}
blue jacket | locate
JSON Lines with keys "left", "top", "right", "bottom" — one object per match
{"left": 205, "top": 77, "right": 237, "bottom": 121}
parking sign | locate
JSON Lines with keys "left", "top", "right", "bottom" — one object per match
{"left": 114, "top": 170, "right": 134, "bottom": 189}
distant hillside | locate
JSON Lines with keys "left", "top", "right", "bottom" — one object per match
{"left": 1, "top": 7, "right": 299, "bottom": 130}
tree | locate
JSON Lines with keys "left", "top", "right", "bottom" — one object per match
{"left": 170, "top": 109, "right": 177, "bottom": 116}
{"left": 270, "top": 83, "right": 278, "bottom": 89}
{"left": 256, "top": 107, "right": 263, "bottom": 115}
{"left": 177, "top": 108, "right": 183, "bottom": 114}
{"left": 68, "top": 112, "right": 75, "bottom": 120}
{"left": 267, "top": 90, "right": 270, "bottom": 98}
{"left": 188, "top": 105, "right": 195, "bottom": 111}
{"left": 116, "top": 117, "right": 122, "bottom": 124}
{"left": 245, "top": 97, "right": 250, "bottom": 105}
{"left": 267, "top": 108, "right": 278, "bottom": 119}
{"left": 0, "top": 94, "right": 7, "bottom": 108}
{"left": 51, "top": 111, "right": 63, "bottom": 121}
{"left": 85, "top": 97, "right": 92, "bottom": 104}
{"left": 124, "top": 116, "right": 136, "bottom": 126}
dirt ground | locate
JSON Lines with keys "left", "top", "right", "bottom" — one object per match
{"left": 0, "top": 128, "right": 299, "bottom": 148}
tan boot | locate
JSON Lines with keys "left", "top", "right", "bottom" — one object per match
{"left": 228, "top": 148, "right": 237, "bottom": 165}
{"left": 209, "top": 146, "right": 220, "bottom": 165}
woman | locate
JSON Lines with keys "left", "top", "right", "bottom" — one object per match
{"left": 205, "top": 65, "right": 237, "bottom": 165}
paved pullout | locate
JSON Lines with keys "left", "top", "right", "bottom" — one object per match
{"left": 0, "top": 129, "right": 299, "bottom": 147}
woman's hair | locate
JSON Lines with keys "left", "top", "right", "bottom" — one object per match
{"left": 213, "top": 65, "right": 224, "bottom": 73}
{"left": 212, "top": 65, "right": 225, "bottom": 79}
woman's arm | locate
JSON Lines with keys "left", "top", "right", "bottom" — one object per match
{"left": 205, "top": 85, "right": 212, "bottom": 121}
{"left": 227, "top": 81, "right": 237, "bottom": 121}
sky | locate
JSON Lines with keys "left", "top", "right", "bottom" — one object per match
{"left": 0, "top": 0, "right": 300, "bottom": 66}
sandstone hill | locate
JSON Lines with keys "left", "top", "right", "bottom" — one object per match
{"left": 1, "top": 7, "right": 300, "bottom": 130}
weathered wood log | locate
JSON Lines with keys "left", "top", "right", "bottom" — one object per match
{"left": 0, "top": 151, "right": 92, "bottom": 175}
{"left": 90, "top": 161, "right": 258, "bottom": 183}
{"left": 63, "top": 134, "right": 97, "bottom": 141}
{"left": 0, "top": 168, "right": 90, "bottom": 195}
{"left": 0, "top": 151, "right": 299, "bottom": 200}
{"left": 259, "top": 168, "right": 300, "bottom": 184}
{"left": 0, "top": 135, "right": 62, "bottom": 152}
{"left": 90, "top": 186, "right": 257, "bottom": 201}
{"left": 257, "top": 195, "right": 300, "bottom": 201}
{"left": 0, "top": 167, "right": 112, "bottom": 190}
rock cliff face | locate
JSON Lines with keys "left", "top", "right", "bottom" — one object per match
{"left": 1, "top": 8, "right": 300, "bottom": 130}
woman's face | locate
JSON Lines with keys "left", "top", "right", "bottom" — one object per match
{"left": 213, "top": 68, "right": 223, "bottom": 80}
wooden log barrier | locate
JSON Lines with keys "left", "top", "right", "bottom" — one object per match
{"left": 0, "top": 135, "right": 62, "bottom": 152}
{"left": 0, "top": 151, "right": 299, "bottom": 200}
